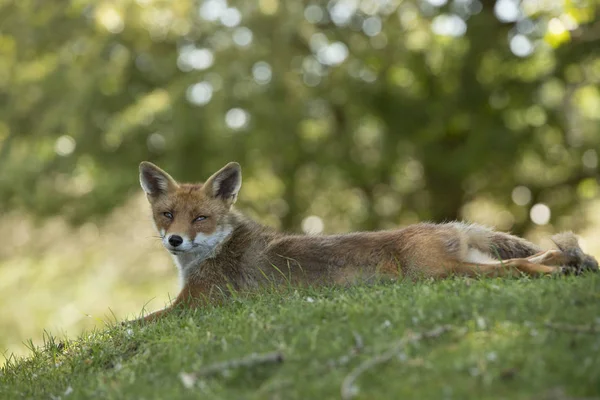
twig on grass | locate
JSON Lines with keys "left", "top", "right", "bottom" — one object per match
{"left": 180, "top": 351, "right": 284, "bottom": 386}
{"left": 340, "top": 325, "right": 454, "bottom": 400}
{"left": 535, "top": 387, "right": 600, "bottom": 400}
{"left": 197, "top": 351, "right": 284, "bottom": 377}
{"left": 545, "top": 322, "right": 600, "bottom": 334}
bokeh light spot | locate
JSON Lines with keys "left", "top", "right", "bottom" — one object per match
{"left": 304, "top": 5, "right": 324, "bottom": 24}
{"left": 582, "top": 149, "right": 598, "bottom": 169}
{"left": 252, "top": 61, "right": 272, "bottom": 85}
{"left": 178, "top": 47, "right": 214, "bottom": 71}
{"left": 530, "top": 203, "right": 551, "bottom": 225}
{"left": 547, "top": 18, "right": 566, "bottom": 35}
{"left": 55, "top": 135, "right": 76, "bottom": 156}
{"left": 316, "top": 41, "right": 349, "bottom": 66}
{"left": 233, "top": 27, "right": 253, "bottom": 46}
{"left": 494, "top": 0, "right": 520, "bottom": 23}
{"left": 431, "top": 14, "right": 466, "bottom": 37}
{"left": 220, "top": 7, "right": 242, "bottom": 27}
{"left": 186, "top": 82, "right": 213, "bottom": 106}
{"left": 363, "top": 16, "right": 382, "bottom": 37}
{"left": 329, "top": 0, "right": 357, "bottom": 26}
{"left": 96, "top": 5, "right": 124, "bottom": 33}
{"left": 199, "top": 0, "right": 227, "bottom": 21}
{"left": 425, "top": 0, "right": 448, "bottom": 6}
{"left": 302, "top": 215, "right": 324, "bottom": 234}
{"left": 511, "top": 186, "right": 531, "bottom": 206}
{"left": 225, "top": 108, "right": 249, "bottom": 130}
{"left": 510, "top": 34, "right": 534, "bottom": 57}
{"left": 147, "top": 132, "right": 166, "bottom": 152}
{"left": 259, "top": 0, "right": 279, "bottom": 15}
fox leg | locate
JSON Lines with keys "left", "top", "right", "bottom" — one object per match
{"left": 459, "top": 249, "right": 598, "bottom": 278}
{"left": 122, "top": 305, "right": 174, "bottom": 325}
{"left": 500, "top": 259, "right": 561, "bottom": 275}
{"left": 131, "top": 283, "right": 212, "bottom": 324}
{"left": 135, "top": 293, "right": 188, "bottom": 324}
{"left": 456, "top": 258, "right": 562, "bottom": 278}
{"left": 524, "top": 249, "right": 598, "bottom": 273}
{"left": 141, "top": 306, "right": 175, "bottom": 323}
{"left": 525, "top": 250, "right": 566, "bottom": 265}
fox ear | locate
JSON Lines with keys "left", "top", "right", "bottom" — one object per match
{"left": 139, "top": 162, "right": 178, "bottom": 198}
{"left": 204, "top": 162, "right": 242, "bottom": 206}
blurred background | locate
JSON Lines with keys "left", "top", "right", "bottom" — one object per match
{"left": 1, "top": 0, "right": 599, "bottom": 361}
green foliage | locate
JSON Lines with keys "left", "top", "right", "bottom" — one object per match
{"left": 2, "top": 276, "right": 600, "bottom": 398}
{"left": 0, "top": 0, "right": 599, "bottom": 231}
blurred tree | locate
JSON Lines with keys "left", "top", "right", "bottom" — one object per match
{"left": 0, "top": 0, "right": 598, "bottom": 234}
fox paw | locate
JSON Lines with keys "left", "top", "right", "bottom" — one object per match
{"left": 560, "top": 262, "right": 599, "bottom": 277}
{"left": 561, "top": 249, "right": 599, "bottom": 275}
{"left": 578, "top": 254, "right": 600, "bottom": 273}
{"left": 559, "top": 266, "right": 580, "bottom": 276}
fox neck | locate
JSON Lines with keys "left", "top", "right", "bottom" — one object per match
{"left": 171, "top": 224, "right": 234, "bottom": 283}
{"left": 173, "top": 225, "right": 233, "bottom": 271}
{"left": 169, "top": 209, "right": 263, "bottom": 286}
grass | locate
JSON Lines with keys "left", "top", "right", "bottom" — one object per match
{"left": 2, "top": 275, "right": 600, "bottom": 399}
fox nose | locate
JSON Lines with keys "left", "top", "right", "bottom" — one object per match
{"left": 168, "top": 235, "right": 183, "bottom": 247}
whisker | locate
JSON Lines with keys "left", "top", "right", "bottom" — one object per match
{"left": 146, "top": 235, "right": 164, "bottom": 240}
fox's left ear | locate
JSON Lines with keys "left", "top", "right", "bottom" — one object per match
{"left": 204, "top": 162, "right": 242, "bottom": 206}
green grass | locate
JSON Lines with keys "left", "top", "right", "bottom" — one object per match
{"left": 2, "top": 275, "right": 600, "bottom": 399}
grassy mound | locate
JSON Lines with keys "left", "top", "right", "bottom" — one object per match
{"left": 2, "top": 276, "right": 600, "bottom": 399}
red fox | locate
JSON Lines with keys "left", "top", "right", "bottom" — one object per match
{"left": 135, "top": 161, "right": 598, "bottom": 322}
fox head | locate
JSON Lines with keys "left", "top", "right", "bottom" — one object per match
{"left": 139, "top": 161, "right": 241, "bottom": 258}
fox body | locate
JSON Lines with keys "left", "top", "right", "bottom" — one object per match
{"left": 136, "top": 161, "right": 598, "bottom": 322}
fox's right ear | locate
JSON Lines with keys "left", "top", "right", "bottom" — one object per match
{"left": 139, "top": 162, "right": 178, "bottom": 198}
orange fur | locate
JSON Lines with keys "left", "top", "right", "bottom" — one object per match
{"left": 131, "top": 162, "right": 598, "bottom": 323}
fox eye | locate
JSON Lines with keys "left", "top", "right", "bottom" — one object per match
{"left": 193, "top": 215, "right": 207, "bottom": 222}
{"left": 163, "top": 212, "right": 174, "bottom": 219}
